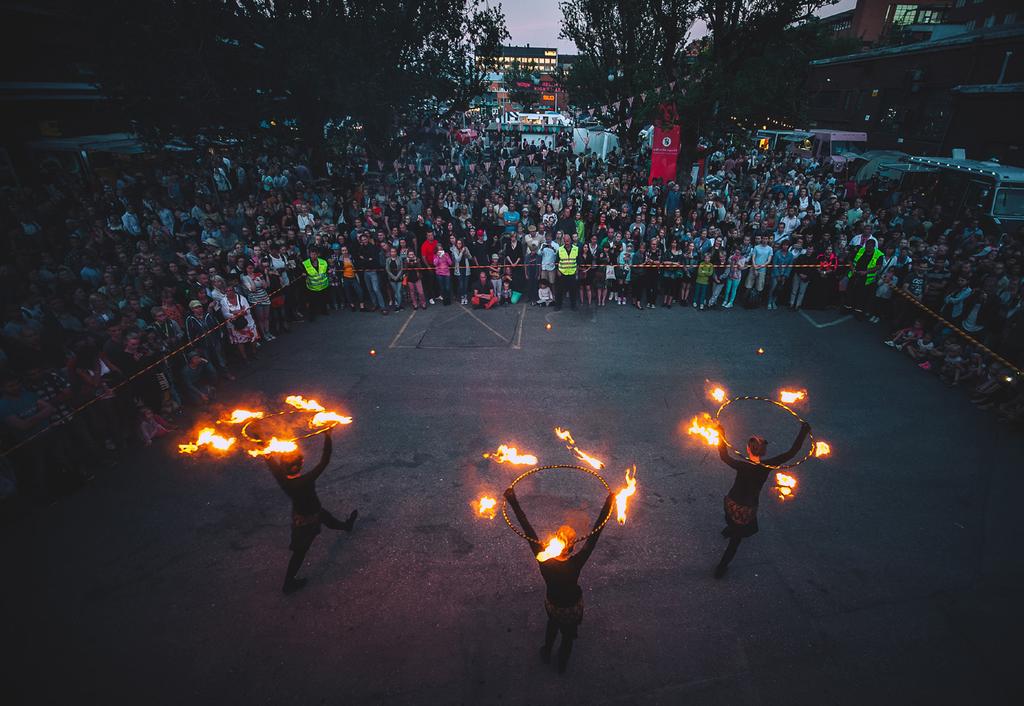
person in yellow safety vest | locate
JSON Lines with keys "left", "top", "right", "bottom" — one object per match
{"left": 302, "top": 245, "right": 330, "bottom": 322}
{"left": 555, "top": 232, "right": 579, "bottom": 311}
{"left": 845, "top": 240, "right": 883, "bottom": 320}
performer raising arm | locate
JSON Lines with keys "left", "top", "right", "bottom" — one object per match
{"left": 504, "top": 487, "right": 615, "bottom": 674}
{"left": 265, "top": 430, "right": 359, "bottom": 594}
{"left": 714, "top": 421, "right": 810, "bottom": 579}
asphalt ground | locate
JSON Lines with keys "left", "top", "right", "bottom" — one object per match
{"left": 8, "top": 299, "right": 1024, "bottom": 705}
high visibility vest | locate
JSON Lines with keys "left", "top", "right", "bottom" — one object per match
{"left": 557, "top": 244, "right": 579, "bottom": 276}
{"left": 848, "top": 246, "right": 883, "bottom": 285}
{"left": 303, "top": 258, "right": 329, "bottom": 291}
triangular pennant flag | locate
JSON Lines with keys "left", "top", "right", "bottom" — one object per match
{"left": 483, "top": 161, "right": 491, "bottom": 171}
{"left": 627, "top": 96, "right": 634, "bottom": 107}
{"left": 377, "top": 160, "right": 383, "bottom": 170}
{"left": 655, "top": 86, "right": 661, "bottom": 95}
{"left": 469, "top": 164, "right": 476, "bottom": 173}
{"left": 669, "top": 80, "right": 677, "bottom": 91}
{"left": 392, "top": 159, "right": 399, "bottom": 169}
{"left": 601, "top": 106, "right": 608, "bottom": 114}
{"left": 588, "top": 108, "right": 595, "bottom": 117}
{"left": 641, "top": 92, "right": 647, "bottom": 103}
{"left": 528, "top": 154, "right": 535, "bottom": 164}
{"left": 626, "top": 117, "right": 633, "bottom": 128}
{"left": 612, "top": 101, "right": 620, "bottom": 111}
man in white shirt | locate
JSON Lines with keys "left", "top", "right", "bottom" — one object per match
{"left": 780, "top": 207, "right": 800, "bottom": 236}
{"left": 746, "top": 236, "right": 774, "bottom": 296}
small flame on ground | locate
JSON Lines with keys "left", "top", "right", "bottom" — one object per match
{"left": 285, "top": 395, "right": 325, "bottom": 412}
{"left": 483, "top": 444, "right": 538, "bottom": 465}
{"left": 779, "top": 389, "right": 807, "bottom": 404}
{"left": 310, "top": 411, "right": 353, "bottom": 427}
{"left": 536, "top": 536, "right": 566, "bottom": 562}
{"left": 775, "top": 472, "right": 797, "bottom": 500}
{"left": 220, "top": 409, "right": 264, "bottom": 424}
{"left": 545, "top": 323, "right": 552, "bottom": 330}
{"left": 178, "top": 427, "right": 236, "bottom": 454}
{"left": 814, "top": 441, "right": 831, "bottom": 457}
{"left": 247, "top": 437, "right": 299, "bottom": 457}
{"left": 757, "top": 347, "right": 765, "bottom": 355}
{"left": 687, "top": 413, "right": 720, "bottom": 446}
{"left": 553, "top": 427, "right": 575, "bottom": 445}
{"left": 709, "top": 386, "right": 727, "bottom": 403}
{"left": 615, "top": 465, "right": 638, "bottom": 524}
{"left": 572, "top": 447, "right": 605, "bottom": 470}
{"left": 473, "top": 496, "right": 497, "bottom": 519}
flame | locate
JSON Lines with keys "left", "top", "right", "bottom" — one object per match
{"left": 709, "top": 386, "right": 727, "bottom": 403}
{"left": 553, "top": 427, "right": 575, "bottom": 445}
{"left": 285, "top": 395, "right": 325, "bottom": 412}
{"left": 536, "top": 536, "right": 566, "bottom": 562}
{"left": 247, "top": 437, "right": 299, "bottom": 457}
{"left": 615, "top": 466, "right": 638, "bottom": 524}
{"left": 814, "top": 440, "right": 831, "bottom": 458}
{"left": 775, "top": 472, "right": 797, "bottom": 500}
{"left": 310, "top": 411, "right": 353, "bottom": 427}
{"left": 483, "top": 444, "right": 538, "bottom": 465}
{"left": 687, "top": 413, "right": 720, "bottom": 446}
{"left": 757, "top": 347, "right": 765, "bottom": 355}
{"left": 473, "top": 496, "right": 497, "bottom": 519}
{"left": 572, "top": 446, "right": 605, "bottom": 470}
{"left": 178, "top": 427, "right": 236, "bottom": 454}
{"left": 220, "top": 409, "right": 265, "bottom": 424}
{"left": 779, "top": 389, "right": 807, "bottom": 404}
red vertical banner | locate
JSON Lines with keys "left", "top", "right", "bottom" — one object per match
{"left": 649, "top": 125, "right": 680, "bottom": 184}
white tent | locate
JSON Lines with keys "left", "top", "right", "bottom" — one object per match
{"left": 572, "top": 128, "right": 619, "bottom": 159}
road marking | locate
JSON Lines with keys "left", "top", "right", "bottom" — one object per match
{"left": 460, "top": 304, "right": 510, "bottom": 343}
{"left": 388, "top": 310, "right": 416, "bottom": 348}
{"left": 513, "top": 304, "right": 526, "bottom": 349}
{"left": 800, "top": 311, "right": 853, "bottom": 329}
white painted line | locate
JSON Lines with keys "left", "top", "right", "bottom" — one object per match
{"left": 461, "top": 304, "right": 510, "bottom": 343}
{"left": 513, "top": 304, "right": 526, "bottom": 349}
{"left": 388, "top": 310, "right": 416, "bottom": 348}
{"left": 800, "top": 310, "right": 853, "bottom": 329}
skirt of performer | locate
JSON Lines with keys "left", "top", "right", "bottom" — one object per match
{"left": 723, "top": 495, "right": 759, "bottom": 538}
{"left": 545, "top": 596, "right": 584, "bottom": 637}
{"left": 290, "top": 510, "right": 323, "bottom": 551}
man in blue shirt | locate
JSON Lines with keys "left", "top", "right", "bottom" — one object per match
{"left": 768, "top": 241, "right": 795, "bottom": 310}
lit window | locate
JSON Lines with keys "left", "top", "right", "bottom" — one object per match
{"left": 984, "top": 14, "right": 996, "bottom": 27}
{"left": 1005, "top": 13, "right": 1018, "bottom": 24}
{"left": 890, "top": 4, "right": 917, "bottom": 26}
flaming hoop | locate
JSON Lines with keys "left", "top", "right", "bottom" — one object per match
{"left": 713, "top": 396, "right": 820, "bottom": 470}
{"left": 240, "top": 409, "right": 349, "bottom": 444}
{"left": 501, "top": 464, "right": 612, "bottom": 546}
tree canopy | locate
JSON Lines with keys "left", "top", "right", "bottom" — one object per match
{"left": 91, "top": 0, "right": 507, "bottom": 160}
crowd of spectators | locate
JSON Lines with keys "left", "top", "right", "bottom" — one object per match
{"left": 2, "top": 121, "right": 1023, "bottom": 503}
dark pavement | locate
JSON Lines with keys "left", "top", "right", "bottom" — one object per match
{"left": 11, "top": 302, "right": 1024, "bottom": 705}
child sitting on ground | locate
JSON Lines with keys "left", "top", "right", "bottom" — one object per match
{"left": 536, "top": 280, "right": 554, "bottom": 306}
{"left": 905, "top": 331, "right": 935, "bottom": 365}
{"left": 938, "top": 342, "right": 966, "bottom": 385}
{"left": 501, "top": 279, "right": 513, "bottom": 304}
{"left": 140, "top": 406, "right": 176, "bottom": 446}
{"left": 885, "top": 319, "right": 924, "bottom": 350}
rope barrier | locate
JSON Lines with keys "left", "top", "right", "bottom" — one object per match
{"left": 1, "top": 274, "right": 307, "bottom": 459}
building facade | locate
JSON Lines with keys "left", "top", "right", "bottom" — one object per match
{"left": 805, "top": 20, "right": 1023, "bottom": 162}
{"left": 476, "top": 45, "right": 560, "bottom": 73}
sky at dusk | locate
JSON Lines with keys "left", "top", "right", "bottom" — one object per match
{"left": 501, "top": 0, "right": 859, "bottom": 54}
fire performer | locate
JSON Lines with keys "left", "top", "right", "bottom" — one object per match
{"left": 504, "top": 487, "right": 615, "bottom": 674}
{"left": 714, "top": 420, "right": 810, "bottom": 579}
{"left": 264, "top": 430, "right": 359, "bottom": 594}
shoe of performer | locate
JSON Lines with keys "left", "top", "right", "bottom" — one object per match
{"left": 713, "top": 563, "right": 728, "bottom": 580}
{"left": 539, "top": 645, "right": 552, "bottom": 664}
{"left": 429, "top": 298, "right": 436, "bottom": 304}
{"left": 283, "top": 577, "right": 308, "bottom": 594}
{"left": 342, "top": 509, "right": 359, "bottom": 532}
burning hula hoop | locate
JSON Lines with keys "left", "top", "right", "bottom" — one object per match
{"left": 240, "top": 410, "right": 344, "bottom": 444}
{"left": 715, "top": 396, "right": 816, "bottom": 470}
{"left": 502, "top": 464, "right": 613, "bottom": 546}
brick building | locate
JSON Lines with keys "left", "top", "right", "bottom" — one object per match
{"left": 805, "top": 21, "right": 1023, "bottom": 162}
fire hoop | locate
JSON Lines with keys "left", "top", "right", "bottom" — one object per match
{"left": 715, "top": 396, "right": 816, "bottom": 470}
{"left": 240, "top": 410, "right": 342, "bottom": 443}
{"left": 502, "top": 464, "right": 612, "bottom": 545}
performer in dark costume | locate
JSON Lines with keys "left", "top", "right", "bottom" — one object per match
{"left": 714, "top": 421, "right": 810, "bottom": 579}
{"left": 504, "top": 487, "right": 615, "bottom": 674}
{"left": 265, "top": 431, "right": 358, "bottom": 594}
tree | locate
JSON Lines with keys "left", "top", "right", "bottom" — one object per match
{"left": 559, "top": 0, "right": 696, "bottom": 144}
{"left": 502, "top": 67, "right": 541, "bottom": 110}
{"left": 91, "top": 0, "right": 507, "bottom": 164}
